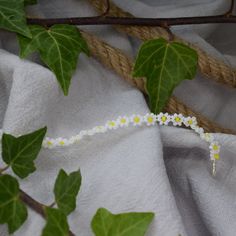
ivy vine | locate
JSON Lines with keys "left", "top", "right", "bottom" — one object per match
{"left": 0, "top": 128, "right": 154, "bottom": 235}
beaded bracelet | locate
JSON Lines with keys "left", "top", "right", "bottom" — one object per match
{"left": 42, "top": 113, "right": 220, "bottom": 176}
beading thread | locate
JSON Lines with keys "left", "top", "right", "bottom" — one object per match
{"left": 41, "top": 113, "right": 220, "bottom": 176}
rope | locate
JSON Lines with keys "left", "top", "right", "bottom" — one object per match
{"left": 89, "top": 0, "right": 236, "bottom": 88}
{"left": 82, "top": 30, "right": 236, "bottom": 134}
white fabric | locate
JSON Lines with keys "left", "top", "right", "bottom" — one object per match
{"left": 0, "top": 0, "right": 236, "bottom": 235}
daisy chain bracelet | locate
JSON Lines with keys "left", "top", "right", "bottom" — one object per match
{"left": 42, "top": 113, "right": 220, "bottom": 176}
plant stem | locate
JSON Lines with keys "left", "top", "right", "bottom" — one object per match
{"left": 0, "top": 172, "right": 76, "bottom": 235}
{"left": 19, "top": 190, "right": 76, "bottom": 236}
{"left": 48, "top": 202, "right": 56, "bottom": 208}
{"left": 19, "top": 190, "right": 46, "bottom": 218}
{"left": 0, "top": 165, "right": 9, "bottom": 174}
{"left": 27, "top": 14, "right": 236, "bottom": 27}
{"left": 226, "top": 0, "right": 235, "bottom": 16}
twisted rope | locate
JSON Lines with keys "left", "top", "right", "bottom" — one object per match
{"left": 89, "top": 0, "right": 236, "bottom": 88}
{"left": 82, "top": 31, "right": 235, "bottom": 134}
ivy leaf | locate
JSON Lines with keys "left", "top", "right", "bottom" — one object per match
{"left": 17, "top": 24, "right": 89, "bottom": 95}
{"left": 133, "top": 38, "right": 198, "bottom": 113}
{"left": 24, "top": 0, "right": 37, "bottom": 5}
{"left": 42, "top": 208, "right": 69, "bottom": 236}
{"left": 54, "top": 169, "right": 82, "bottom": 215}
{"left": 91, "top": 208, "right": 154, "bottom": 236}
{"left": 2, "top": 127, "right": 47, "bottom": 178}
{"left": 0, "top": 175, "right": 27, "bottom": 234}
{"left": 0, "top": 0, "right": 31, "bottom": 37}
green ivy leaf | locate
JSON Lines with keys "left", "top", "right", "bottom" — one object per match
{"left": 133, "top": 38, "right": 198, "bottom": 113}
{"left": 42, "top": 208, "right": 69, "bottom": 236}
{"left": 91, "top": 208, "right": 154, "bottom": 236}
{"left": 54, "top": 169, "right": 82, "bottom": 215}
{"left": 24, "top": 0, "right": 37, "bottom": 5}
{"left": 0, "top": 175, "right": 27, "bottom": 234}
{"left": 2, "top": 127, "right": 47, "bottom": 178}
{"left": 0, "top": 0, "right": 31, "bottom": 37}
{"left": 17, "top": 24, "right": 89, "bottom": 95}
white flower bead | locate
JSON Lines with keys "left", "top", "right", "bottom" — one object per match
{"left": 184, "top": 116, "right": 197, "bottom": 128}
{"left": 74, "top": 134, "right": 82, "bottom": 143}
{"left": 94, "top": 126, "right": 107, "bottom": 133}
{"left": 209, "top": 141, "right": 220, "bottom": 154}
{"left": 130, "top": 115, "right": 143, "bottom": 126}
{"left": 117, "top": 116, "right": 129, "bottom": 127}
{"left": 171, "top": 113, "right": 184, "bottom": 126}
{"left": 87, "top": 129, "right": 96, "bottom": 136}
{"left": 43, "top": 137, "right": 54, "bottom": 149}
{"left": 79, "top": 130, "right": 88, "bottom": 137}
{"left": 68, "top": 136, "right": 77, "bottom": 145}
{"left": 200, "top": 132, "right": 214, "bottom": 143}
{"left": 210, "top": 151, "right": 220, "bottom": 161}
{"left": 55, "top": 137, "right": 69, "bottom": 147}
{"left": 144, "top": 113, "right": 156, "bottom": 126}
{"left": 91, "top": 126, "right": 103, "bottom": 134}
{"left": 193, "top": 126, "right": 204, "bottom": 135}
{"left": 157, "top": 113, "right": 170, "bottom": 125}
{"left": 106, "top": 120, "right": 119, "bottom": 130}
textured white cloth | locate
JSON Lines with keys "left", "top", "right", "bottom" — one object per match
{"left": 0, "top": 0, "right": 236, "bottom": 235}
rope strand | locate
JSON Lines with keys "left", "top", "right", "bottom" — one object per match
{"left": 88, "top": 0, "right": 236, "bottom": 88}
{"left": 81, "top": 30, "right": 236, "bottom": 134}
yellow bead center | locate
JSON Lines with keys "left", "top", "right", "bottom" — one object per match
{"left": 120, "top": 118, "right": 126, "bottom": 124}
{"left": 109, "top": 122, "right": 116, "bottom": 127}
{"left": 47, "top": 141, "right": 52, "bottom": 146}
{"left": 134, "top": 117, "right": 140, "bottom": 123}
{"left": 59, "top": 141, "right": 65, "bottom": 145}
{"left": 175, "top": 117, "right": 181, "bottom": 122}
{"left": 161, "top": 116, "right": 167, "bottom": 122}
{"left": 213, "top": 153, "right": 220, "bottom": 160}
{"left": 188, "top": 120, "right": 193, "bottom": 125}
{"left": 213, "top": 145, "right": 219, "bottom": 151}
{"left": 147, "top": 117, "right": 154, "bottom": 123}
